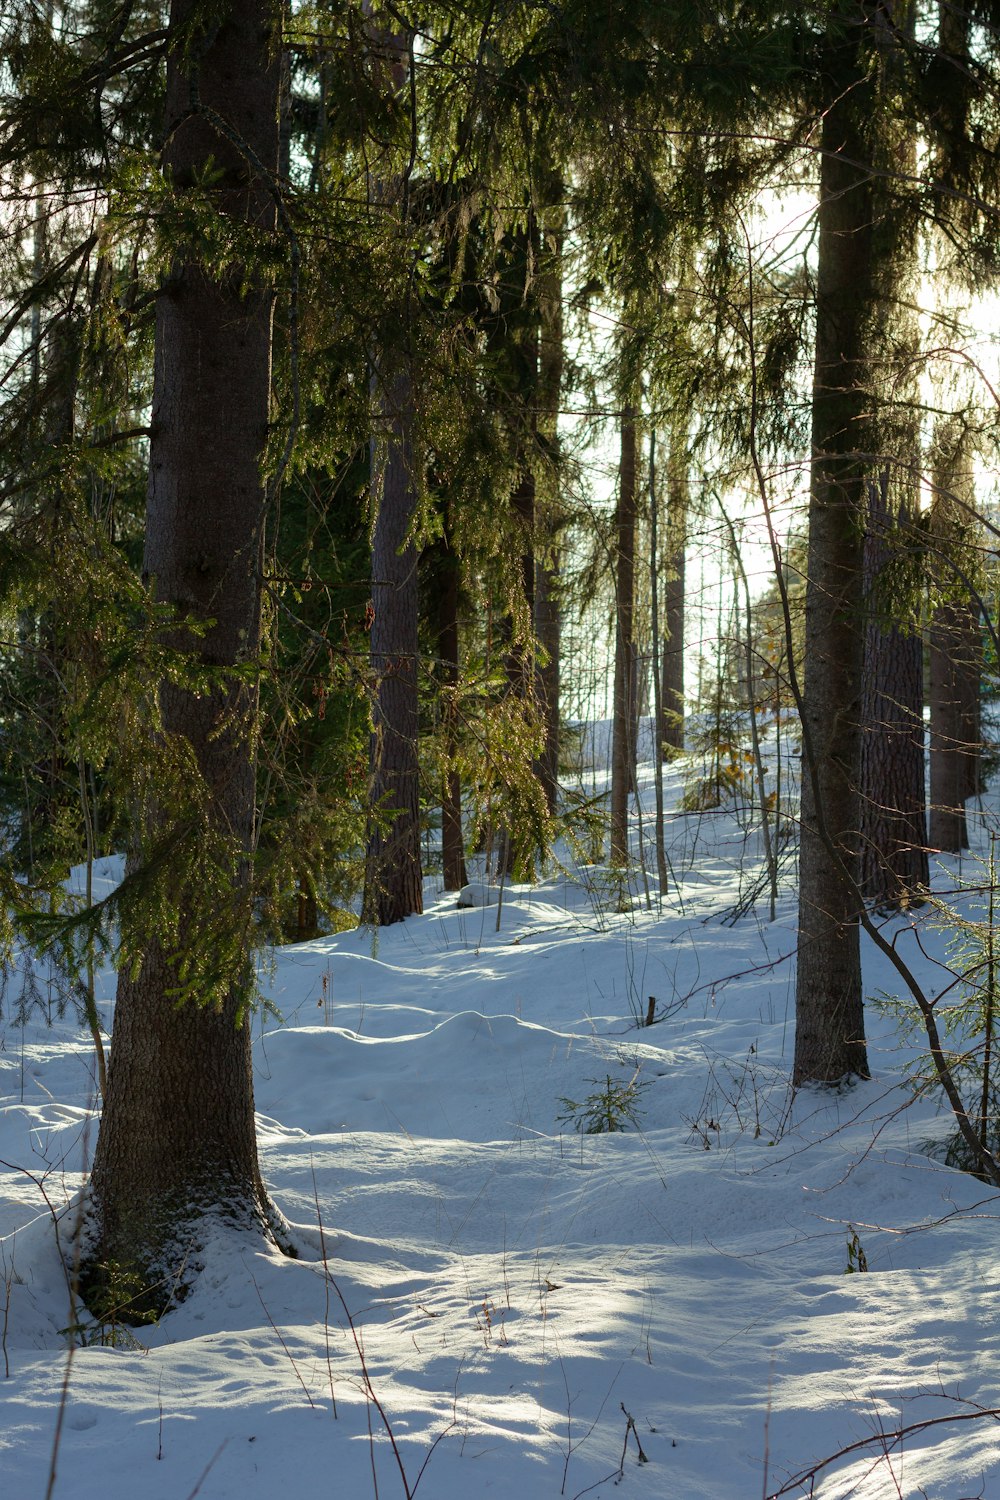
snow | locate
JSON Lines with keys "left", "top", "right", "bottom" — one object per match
{"left": 2, "top": 741, "right": 1000, "bottom": 1499}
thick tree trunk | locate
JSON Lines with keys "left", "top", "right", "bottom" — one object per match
{"left": 856, "top": 0, "right": 928, "bottom": 911}
{"left": 609, "top": 407, "right": 638, "bottom": 866}
{"left": 659, "top": 416, "right": 686, "bottom": 754}
{"left": 87, "top": 0, "right": 280, "bottom": 1297}
{"left": 363, "top": 371, "right": 424, "bottom": 924}
{"left": 859, "top": 482, "right": 929, "bottom": 907}
{"left": 794, "top": 7, "right": 875, "bottom": 1086}
{"left": 361, "top": 16, "right": 423, "bottom": 925}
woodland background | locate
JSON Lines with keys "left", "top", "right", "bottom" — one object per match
{"left": 3, "top": 5, "right": 1000, "bottom": 1483}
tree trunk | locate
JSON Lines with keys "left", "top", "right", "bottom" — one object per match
{"left": 509, "top": 469, "right": 536, "bottom": 697}
{"left": 436, "top": 528, "right": 467, "bottom": 892}
{"left": 957, "top": 611, "right": 981, "bottom": 804}
{"left": 610, "top": 406, "right": 638, "bottom": 867}
{"left": 659, "top": 415, "right": 686, "bottom": 753}
{"left": 534, "top": 537, "right": 560, "bottom": 815}
{"left": 648, "top": 429, "right": 669, "bottom": 893}
{"left": 928, "top": 420, "right": 978, "bottom": 851}
{"left": 496, "top": 451, "right": 536, "bottom": 880}
{"left": 294, "top": 881, "right": 319, "bottom": 943}
{"left": 929, "top": 591, "right": 972, "bottom": 852}
{"left": 361, "top": 15, "right": 423, "bottom": 925}
{"left": 926, "top": 3, "right": 978, "bottom": 848}
{"left": 859, "top": 480, "right": 929, "bottom": 907}
{"left": 794, "top": 6, "right": 876, "bottom": 1086}
{"left": 854, "top": 0, "right": 928, "bottom": 912}
{"left": 534, "top": 211, "right": 564, "bottom": 818}
{"left": 496, "top": 219, "right": 540, "bottom": 882}
{"left": 87, "top": 0, "right": 281, "bottom": 1298}
{"left": 362, "top": 369, "right": 424, "bottom": 924}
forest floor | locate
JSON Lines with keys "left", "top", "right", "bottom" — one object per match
{"left": 2, "top": 720, "right": 1000, "bottom": 1499}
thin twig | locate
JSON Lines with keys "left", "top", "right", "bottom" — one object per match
{"left": 766, "top": 1405, "right": 1000, "bottom": 1498}
{"left": 184, "top": 1440, "right": 229, "bottom": 1500}
{"left": 324, "top": 1269, "right": 413, "bottom": 1498}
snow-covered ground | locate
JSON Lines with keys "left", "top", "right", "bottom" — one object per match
{"left": 2, "top": 733, "right": 1000, "bottom": 1499}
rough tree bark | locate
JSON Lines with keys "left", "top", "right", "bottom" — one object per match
{"left": 609, "top": 406, "right": 638, "bottom": 867}
{"left": 856, "top": 0, "right": 928, "bottom": 911}
{"left": 87, "top": 0, "right": 281, "bottom": 1295}
{"left": 361, "top": 18, "right": 423, "bottom": 925}
{"left": 859, "top": 481, "right": 929, "bottom": 906}
{"left": 362, "top": 368, "right": 424, "bottom": 924}
{"left": 794, "top": 4, "right": 877, "bottom": 1086}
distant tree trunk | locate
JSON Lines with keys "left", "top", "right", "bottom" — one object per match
{"left": 496, "top": 218, "right": 540, "bottom": 882}
{"left": 534, "top": 537, "right": 560, "bottom": 813}
{"left": 23, "top": 315, "right": 79, "bottom": 871}
{"left": 496, "top": 449, "right": 536, "bottom": 880}
{"left": 794, "top": 7, "right": 875, "bottom": 1086}
{"left": 659, "top": 416, "right": 686, "bottom": 753}
{"left": 294, "top": 882, "right": 319, "bottom": 942}
{"left": 610, "top": 406, "right": 638, "bottom": 866}
{"left": 958, "top": 612, "right": 982, "bottom": 804}
{"left": 363, "top": 370, "right": 424, "bottom": 924}
{"left": 436, "top": 526, "right": 467, "bottom": 892}
{"left": 87, "top": 0, "right": 281, "bottom": 1296}
{"left": 509, "top": 463, "right": 536, "bottom": 699}
{"left": 859, "top": 479, "right": 928, "bottom": 907}
{"left": 927, "top": 2, "right": 978, "bottom": 847}
{"left": 928, "top": 421, "right": 978, "bottom": 852}
{"left": 361, "top": 15, "right": 423, "bottom": 925}
{"left": 648, "top": 429, "right": 669, "bottom": 892}
{"left": 929, "top": 594, "right": 972, "bottom": 852}
{"left": 534, "top": 211, "right": 564, "bottom": 817}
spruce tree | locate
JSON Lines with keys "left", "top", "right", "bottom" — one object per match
{"left": 794, "top": 2, "right": 880, "bottom": 1086}
{"left": 609, "top": 405, "right": 638, "bottom": 867}
{"left": 856, "top": 0, "right": 929, "bottom": 912}
{"left": 859, "top": 480, "right": 929, "bottom": 907}
{"left": 86, "top": 0, "right": 283, "bottom": 1299}
{"left": 660, "top": 413, "right": 688, "bottom": 754}
{"left": 361, "top": 12, "right": 424, "bottom": 927}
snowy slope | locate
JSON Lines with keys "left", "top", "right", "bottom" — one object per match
{"left": 2, "top": 740, "right": 999, "bottom": 1500}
